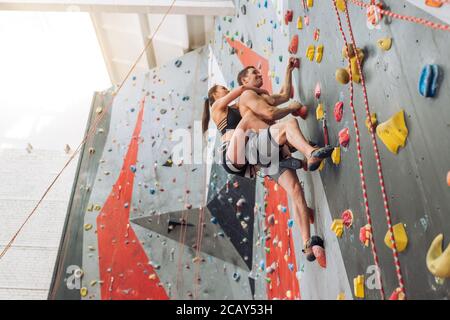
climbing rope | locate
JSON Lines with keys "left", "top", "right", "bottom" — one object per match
{"left": 0, "top": 0, "right": 178, "bottom": 262}
{"left": 332, "top": 0, "right": 386, "bottom": 299}
{"left": 334, "top": 0, "right": 408, "bottom": 298}
{"left": 349, "top": 0, "right": 450, "bottom": 31}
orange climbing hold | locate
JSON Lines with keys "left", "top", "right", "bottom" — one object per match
{"left": 289, "top": 35, "right": 299, "bottom": 54}
{"left": 425, "top": 0, "right": 443, "bottom": 8}
{"left": 447, "top": 171, "right": 450, "bottom": 186}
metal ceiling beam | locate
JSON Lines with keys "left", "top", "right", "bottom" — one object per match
{"left": 0, "top": 0, "right": 236, "bottom": 16}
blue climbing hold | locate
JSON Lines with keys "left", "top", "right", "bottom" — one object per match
{"left": 287, "top": 219, "right": 294, "bottom": 228}
{"left": 149, "top": 188, "right": 156, "bottom": 195}
{"left": 288, "top": 263, "right": 294, "bottom": 271}
{"left": 419, "top": 64, "right": 440, "bottom": 98}
{"left": 259, "top": 260, "right": 265, "bottom": 270}
{"left": 130, "top": 107, "right": 135, "bottom": 113}
{"left": 210, "top": 217, "right": 218, "bottom": 224}
{"left": 264, "top": 0, "right": 268, "bottom": 8}
{"left": 275, "top": 76, "right": 280, "bottom": 85}
{"left": 281, "top": 206, "right": 287, "bottom": 213}
{"left": 130, "top": 165, "right": 136, "bottom": 173}
{"left": 174, "top": 60, "right": 182, "bottom": 68}
{"left": 230, "top": 80, "right": 235, "bottom": 89}
{"left": 232, "top": 272, "right": 240, "bottom": 281}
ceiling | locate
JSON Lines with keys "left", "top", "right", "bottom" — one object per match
{"left": 0, "top": 0, "right": 236, "bottom": 85}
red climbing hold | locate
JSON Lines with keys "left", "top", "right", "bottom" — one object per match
{"left": 284, "top": 10, "right": 293, "bottom": 25}
{"left": 339, "top": 128, "right": 350, "bottom": 147}
{"left": 289, "top": 35, "right": 299, "bottom": 54}
{"left": 293, "top": 105, "right": 308, "bottom": 120}
{"left": 341, "top": 209, "right": 353, "bottom": 228}
{"left": 334, "top": 101, "right": 344, "bottom": 122}
{"left": 447, "top": 171, "right": 450, "bottom": 186}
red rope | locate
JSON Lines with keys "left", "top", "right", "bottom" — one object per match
{"left": 332, "top": 0, "right": 385, "bottom": 300}
{"left": 340, "top": 0, "right": 407, "bottom": 298}
{"left": 349, "top": 0, "right": 450, "bottom": 31}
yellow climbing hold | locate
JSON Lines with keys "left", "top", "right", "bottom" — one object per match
{"left": 365, "top": 113, "right": 377, "bottom": 132}
{"left": 377, "top": 37, "right": 392, "bottom": 51}
{"left": 80, "top": 287, "right": 88, "bottom": 297}
{"left": 297, "top": 16, "right": 303, "bottom": 30}
{"left": 384, "top": 223, "right": 408, "bottom": 252}
{"left": 84, "top": 224, "right": 93, "bottom": 231}
{"left": 316, "top": 44, "right": 324, "bottom": 63}
{"left": 353, "top": 275, "right": 365, "bottom": 298}
{"left": 307, "top": 0, "right": 314, "bottom": 8}
{"left": 286, "top": 290, "right": 292, "bottom": 299}
{"left": 336, "top": 0, "right": 347, "bottom": 12}
{"left": 331, "top": 219, "right": 344, "bottom": 238}
{"left": 318, "top": 160, "right": 325, "bottom": 171}
{"left": 306, "top": 45, "right": 315, "bottom": 61}
{"left": 316, "top": 103, "right": 324, "bottom": 120}
{"left": 349, "top": 56, "right": 362, "bottom": 83}
{"left": 337, "top": 292, "right": 346, "bottom": 300}
{"left": 376, "top": 109, "right": 408, "bottom": 154}
{"left": 426, "top": 234, "right": 450, "bottom": 278}
{"left": 331, "top": 147, "right": 341, "bottom": 165}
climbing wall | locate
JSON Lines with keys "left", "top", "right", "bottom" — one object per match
{"left": 50, "top": 0, "right": 450, "bottom": 300}
{"left": 209, "top": 0, "right": 450, "bottom": 300}
{"left": 49, "top": 47, "right": 256, "bottom": 300}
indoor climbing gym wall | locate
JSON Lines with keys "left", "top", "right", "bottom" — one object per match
{"left": 49, "top": 0, "right": 450, "bottom": 300}
{"left": 209, "top": 0, "right": 450, "bottom": 300}
{"left": 49, "top": 47, "right": 257, "bottom": 300}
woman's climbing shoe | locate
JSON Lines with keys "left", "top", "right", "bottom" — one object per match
{"left": 303, "top": 236, "right": 327, "bottom": 268}
{"left": 307, "top": 145, "right": 334, "bottom": 171}
{"left": 279, "top": 157, "right": 304, "bottom": 170}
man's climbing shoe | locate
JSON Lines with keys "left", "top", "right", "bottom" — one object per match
{"left": 307, "top": 145, "right": 334, "bottom": 171}
{"left": 302, "top": 236, "right": 326, "bottom": 268}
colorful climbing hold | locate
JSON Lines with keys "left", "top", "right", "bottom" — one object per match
{"left": 341, "top": 209, "right": 353, "bottom": 228}
{"left": 389, "top": 287, "right": 406, "bottom": 300}
{"left": 425, "top": 0, "right": 443, "bottom": 8}
{"left": 337, "top": 292, "right": 346, "bottom": 300}
{"left": 297, "top": 16, "right": 303, "bottom": 30}
{"left": 339, "top": 128, "right": 350, "bottom": 147}
{"left": 359, "top": 224, "right": 371, "bottom": 247}
{"left": 306, "top": 45, "right": 315, "bottom": 61}
{"left": 284, "top": 10, "right": 293, "bottom": 25}
{"left": 84, "top": 224, "right": 93, "bottom": 231}
{"left": 377, "top": 37, "right": 392, "bottom": 51}
{"left": 384, "top": 223, "right": 408, "bottom": 252}
{"left": 376, "top": 109, "right": 408, "bottom": 154}
{"left": 174, "top": 60, "right": 182, "bottom": 68}
{"left": 334, "top": 101, "right": 344, "bottom": 122}
{"left": 336, "top": 0, "right": 346, "bottom": 12}
{"left": 289, "top": 35, "right": 299, "bottom": 54}
{"left": 365, "top": 113, "right": 378, "bottom": 132}
{"left": 80, "top": 287, "right": 88, "bottom": 298}
{"left": 313, "top": 29, "right": 320, "bottom": 41}
{"left": 419, "top": 64, "right": 440, "bottom": 98}
{"left": 335, "top": 68, "right": 350, "bottom": 85}
{"left": 331, "top": 219, "right": 344, "bottom": 238}
{"left": 426, "top": 234, "right": 450, "bottom": 278}
{"left": 353, "top": 275, "right": 365, "bottom": 298}
{"left": 307, "top": 0, "right": 314, "bottom": 8}
{"left": 331, "top": 147, "right": 341, "bottom": 165}
{"left": 447, "top": 171, "right": 450, "bottom": 186}
{"left": 314, "top": 83, "right": 321, "bottom": 99}
{"left": 316, "top": 44, "right": 324, "bottom": 63}
{"left": 316, "top": 103, "right": 325, "bottom": 120}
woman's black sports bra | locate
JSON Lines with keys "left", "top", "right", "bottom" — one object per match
{"left": 217, "top": 106, "right": 242, "bottom": 135}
